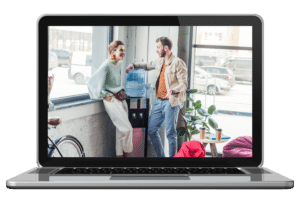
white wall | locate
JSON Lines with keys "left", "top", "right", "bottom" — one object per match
{"left": 48, "top": 102, "right": 116, "bottom": 157}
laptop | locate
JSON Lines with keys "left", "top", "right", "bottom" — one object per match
{"left": 6, "top": 15, "right": 294, "bottom": 189}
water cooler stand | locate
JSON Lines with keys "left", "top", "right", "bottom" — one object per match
{"left": 126, "top": 98, "right": 149, "bottom": 157}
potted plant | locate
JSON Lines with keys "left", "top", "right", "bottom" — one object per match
{"left": 177, "top": 89, "right": 218, "bottom": 141}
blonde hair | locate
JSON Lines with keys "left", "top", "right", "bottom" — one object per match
{"left": 108, "top": 40, "right": 124, "bottom": 55}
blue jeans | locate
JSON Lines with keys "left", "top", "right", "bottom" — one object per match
{"left": 148, "top": 98, "right": 181, "bottom": 157}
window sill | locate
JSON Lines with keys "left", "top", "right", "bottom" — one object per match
{"left": 48, "top": 93, "right": 102, "bottom": 112}
{"left": 48, "top": 94, "right": 106, "bottom": 122}
{"left": 48, "top": 98, "right": 102, "bottom": 112}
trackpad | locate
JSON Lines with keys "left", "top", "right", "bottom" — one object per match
{"left": 110, "top": 176, "right": 190, "bottom": 180}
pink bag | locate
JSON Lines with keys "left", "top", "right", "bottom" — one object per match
{"left": 222, "top": 136, "right": 252, "bottom": 157}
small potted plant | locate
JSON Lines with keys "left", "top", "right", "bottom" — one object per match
{"left": 177, "top": 89, "right": 218, "bottom": 142}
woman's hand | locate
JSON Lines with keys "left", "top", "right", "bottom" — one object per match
{"left": 104, "top": 95, "right": 113, "bottom": 102}
{"left": 126, "top": 64, "right": 134, "bottom": 73}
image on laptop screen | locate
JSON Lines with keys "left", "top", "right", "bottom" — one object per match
{"left": 47, "top": 26, "right": 252, "bottom": 158}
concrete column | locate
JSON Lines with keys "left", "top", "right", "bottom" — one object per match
{"left": 113, "top": 26, "right": 130, "bottom": 87}
{"left": 91, "top": 26, "right": 109, "bottom": 75}
{"left": 177, "top": 26, "right": 191, "bottom": 66}
{"left": 177, "top": 26, "right": 192, "bottom": 129}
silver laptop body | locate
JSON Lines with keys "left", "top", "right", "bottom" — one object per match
{"left": 5, "top": 14, "right": 294, "bottom": 190}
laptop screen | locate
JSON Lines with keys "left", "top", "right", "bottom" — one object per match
{"left": 41, "top": 16, "right": 262, "bottom": 167}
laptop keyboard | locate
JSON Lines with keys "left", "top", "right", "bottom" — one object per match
{"left": 55, "top": 168, "right": 244, "bottom": 175}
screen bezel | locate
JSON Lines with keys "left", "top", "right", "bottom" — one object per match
{"left": 39, "top": 15, "right": 263, "bottom": 167}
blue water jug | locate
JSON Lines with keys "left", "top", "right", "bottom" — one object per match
{"left": 125, "top": 69, "right": 146, "bottom": 97}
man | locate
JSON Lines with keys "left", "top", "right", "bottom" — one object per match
{"left": 126, "top": 37, "right": 188, "bottom": 157}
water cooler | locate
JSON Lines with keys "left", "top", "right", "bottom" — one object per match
{"left": 125, "top": 69, "right": 153, "bottom": 157}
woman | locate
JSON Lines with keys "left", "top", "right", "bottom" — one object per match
{"left": 87, "top": 40, "right": 133, "bottom": 158}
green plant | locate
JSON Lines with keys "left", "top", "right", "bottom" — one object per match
{"left": 177, "top": 89, "right": 218, "bottom": 141}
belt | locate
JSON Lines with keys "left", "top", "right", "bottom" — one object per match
{"left": 158, "top": 97, "right": 169, "bottom": 101}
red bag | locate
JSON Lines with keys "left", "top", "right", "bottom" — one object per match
{"left": 174, "top": 140, "right": 206, "bottom": 158}
{"left": 106, "top": 89, "right": 127, "bottom": 101}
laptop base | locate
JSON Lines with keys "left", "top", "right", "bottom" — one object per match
{"left": 6, "top": 167, "right": 294, "bottom": 189}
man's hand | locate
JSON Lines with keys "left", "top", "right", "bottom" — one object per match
{"left": 126, "top": 64, "right": 134, "bottom": 73}
{"left": 162, "top": 90, "right": 172, "bottom": 99}
{"left": 104, "top": 95, "right": 113, "bottom": 102}
{"left": 162, "top": 90, "right": 179, "bottom": 99}
{"left": 171, "top": 90, "right": 179, "bottom": 95}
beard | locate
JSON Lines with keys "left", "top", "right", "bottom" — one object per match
{"left": 159, "top": 49, "right": 166, "bottom": 58}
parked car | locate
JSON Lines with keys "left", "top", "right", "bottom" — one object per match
{"left": 50, "top": 49, "right": 72, "bottom": 67}
{"left": 194, "top": 55, "right": 217, "bottom": 66}
{"left": 68, "top": 52, "right": 92, "bottom": 85}
{"left": 194, "top": 68, "right": 231, "bottom": 95}
{"left": 220, "top": 55, "right": 251, "bottom": 65}
{"left": 220, "top": 58, "right": 252, "bottom": 82}
{"left": 197, "top": 66, "right": 236, "bottom": 87}
{"left": 48, "top": 51, "right": 58, "bottom": 70}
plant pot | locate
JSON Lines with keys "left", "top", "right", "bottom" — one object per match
{"left": 177, "top": 134, "right": 187, "bottom": 152}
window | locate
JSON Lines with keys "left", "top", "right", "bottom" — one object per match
{"left": 48, "top": 26, "right": 109, "bottom": 100}
{"left": 84, "top": 40, "right": 89, "bottom": 51}
{"left": 201, "top": 67, "right": 208, "bottom": 71}
{"left": 191, "top": 26, "right": 253, "bottom": 154}
{"left": 58, "top": 39, "right": 63, "bottom": 49}
{"left": 218, "top": 33, "right": 222, "bottom": 41}
{"left": 66, "top": 40, "right": 71, "bottom": 49}
{"left": 60, "top": 51, "right": 68, "bottom": 58}
{"left": 211, "top": 68, "right": 220, "bottom": 74}
{"left": 49, "top": 52, "right": 54, "bottom": 57}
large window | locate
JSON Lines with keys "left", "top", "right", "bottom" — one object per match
{"left": 48, "top": 26, "right": 110, "bottom": 100}
{"left": 191, "top": 26, "right": 253, "bottom": 153}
